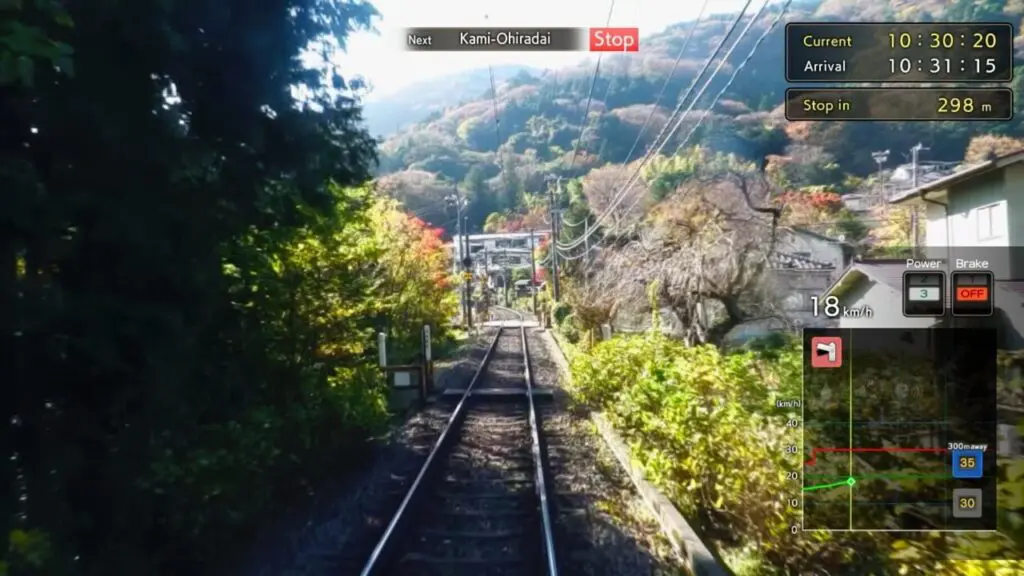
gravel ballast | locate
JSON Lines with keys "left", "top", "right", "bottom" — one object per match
{"left": 240, "top": 330, "right": 497, "bottom": 576}
{"left": 242, "top": 321, "right": 687, "bottom": 575}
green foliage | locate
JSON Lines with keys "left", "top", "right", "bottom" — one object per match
{"left": 0, "top": 1, "right": 461, "bottom": 574}
{"left": 569, "top": 335, "right": 1023, "bottom": 574}
{"left": 557, "top": 313, "right": 581, "bottom": 344}
{"left": 552, "top": 301, "right": 572, "bottom": 326}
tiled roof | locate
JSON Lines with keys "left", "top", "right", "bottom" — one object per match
{"left": 771, "top": 252, "right": 834, "bottom": 270}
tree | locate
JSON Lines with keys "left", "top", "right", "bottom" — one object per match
{"left": 463, "top": 164, "right": 499, "bottom": 230}
{"left": 866, "top": 203, "right": 917, "bottom": 257}
{"left": 591, "top": 162, "right": 781, "bottom": 345}
{"left": 370, "top": 199, "right": 458, "bottom": 356}
{"left": 376, "top": 170, "right": 456, "bottom": 233}
{"left": 580, "top": 163, "right": 645, "bottom": 230}
{"left": 483, "top": 212, "right": 508, "bottom": 233}
{"left": 964, "top": 134, "right": 1024, "bottom": 163}
{"left": 776, "top": 187, "right": 868, "bottom": 243}
{"left": 2, "top": 0, "right": 387, "bottom": 573}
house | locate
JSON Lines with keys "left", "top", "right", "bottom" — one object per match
{"left": 448, "top": 232, "right": 550, "bottom": 286}
{"left": 824, "top": 149, "right": 1024, "bottom": 345}
{"left": 724, "top": 228, "right": 854, "bottom": 343}
{"left": 822, "top": 150, "right": 1024, "bottom": 454}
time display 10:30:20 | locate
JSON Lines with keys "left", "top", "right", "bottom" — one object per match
{"left": 888, "top": 31, "right": 1000, "bottom": 50}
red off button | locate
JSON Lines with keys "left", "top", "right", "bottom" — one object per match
{"left": 956, "top": 286, "right": 989, "bottom": 302}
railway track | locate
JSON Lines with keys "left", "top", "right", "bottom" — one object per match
{"left": 359, "top": 309, "right": 558, "bottom": 576}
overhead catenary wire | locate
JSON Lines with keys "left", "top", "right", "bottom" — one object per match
{"left": 555, "top": 0, "right": 759, "bottom": 252}
{"left": 559, "top": 0, "right": 711, "bottom": 231}
{"left": 672, "top": 0, "right": 793, "bottom": 156}
{"left": 560, "top": 0, "right": 793, "bottom": 268}
{"left": 610, "top": 0, "right": 793, "bottom": 224}
{"left": 566, "top": 0, "right": 617, "bottom": 171}
{"left": 489, "top": 62, "right": 507, "bottom": 197}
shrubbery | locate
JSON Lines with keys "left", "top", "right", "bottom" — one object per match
{"left": 6, "top": 185, "right": 455, "bottom": 574}
{"left": 568, "top": 333, "right": 1024, "bottom": 575}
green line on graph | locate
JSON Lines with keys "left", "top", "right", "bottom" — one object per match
{"left": 804, "top": 476, "right": 856, "bottom": 492}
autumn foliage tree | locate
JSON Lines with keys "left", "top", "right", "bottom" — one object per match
{"left": 775, "top": 186, "right": 866, "bottom": 242}
{"left": 964, "top": 134, "right": 1024, "bottom": 163}
{"left": 370, "top": 198, "right": 457, "bottom": 356}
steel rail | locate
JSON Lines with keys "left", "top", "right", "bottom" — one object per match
{"left": 358, "top": 326, "right": 503, "bottom": 576}
{"left": 495, "top": 305, "right": 560, "bottom": 576}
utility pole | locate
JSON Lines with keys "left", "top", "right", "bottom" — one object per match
{"left": 446, "top": 187, "right": 471, "bottom": 328}
{"left": 529, "top": 229, "right": 538, "bottom": 316}
{"left": 547, "top": 177, "right": 561, "bottom": 302}
{"left": 463, "top": 215, "right": 473, "bottom": 328}
{"left": 455, "top": 199, "right": 467, "bottom": 325}
{"left": 910, "top": 143, "right": 928, "bottom": 257}
{"left": 872, "top": 150, "right": 889, "bottom": 206}
{"left": 501, "top": 249, "right": 509, "bottom": 306}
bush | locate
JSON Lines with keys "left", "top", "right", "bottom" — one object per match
{"left": 571, "top": 335, "right": 828, "bottom": 571}
{"left": 552, "top": 301, "right": 572, "bottom": 326}
{"left": 558, "top": 313, "right": 580, "bottom": 344}
{"left": 569, "top": 334, "right": 1024, "bottom": 574}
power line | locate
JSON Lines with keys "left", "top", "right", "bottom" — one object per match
{"left": 560, "top": 0, "right": 793, "bottom": 265}
{"left": 560, "top": 0, "right": 710, "bottom": 231}
{"left": 488, "top": 63, "right": 508, "bottom": 197}
{"left": 672, "top": 0, "right": 793, "bottom": 156}
{"left": 609, "top": 0, "right": 791, "bottom": 223}
{"left": 566, "top": 0, "right": 616, "bottom": 171}
{"left": 618, "top": 0, "right": 711, "bottom": 176}
{"left": 555, "top": 0, "right": 758, "bottom": 252}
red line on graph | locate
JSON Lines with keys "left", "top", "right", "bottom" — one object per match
{"left": 804, "top": 447, "right": 947, "bottom": 467}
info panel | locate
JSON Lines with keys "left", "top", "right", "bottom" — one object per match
{"left": 802, "top": 328, "right": 998, "bottom": 532}
{"left": 786, "top": 22, "right": 1014, "bottom": 83}
{"left": 785, "top": 88, "right": 1013, "bottom": 121}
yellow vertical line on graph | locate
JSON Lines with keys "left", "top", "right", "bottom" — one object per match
{"left": 848, "top": 329, "right": 854, "bottom": 530}
{"left": 800, "top": 334, "right": 805, "bottom": 529}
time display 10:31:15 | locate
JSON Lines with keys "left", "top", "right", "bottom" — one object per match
{"left": 889, "top": 57, "right": 998, "bottom": 75}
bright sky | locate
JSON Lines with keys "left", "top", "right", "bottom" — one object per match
{"left": 336, "top": 0, "right": 752, "bottom": 100}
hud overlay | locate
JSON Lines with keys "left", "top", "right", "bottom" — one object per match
{"left": 802, "top": 328, "right": 997, "bottom": 532}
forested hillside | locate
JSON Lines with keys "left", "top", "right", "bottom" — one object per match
{"left": 362, "top": 64, "right": 539, "bottom": 137}
{"left": 374, "top": 0, "right": 1024, "bottom": 237}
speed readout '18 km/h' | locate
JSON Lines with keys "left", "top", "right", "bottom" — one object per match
{"left": 785, "top": 88, "right": 1014, "bottom": 121}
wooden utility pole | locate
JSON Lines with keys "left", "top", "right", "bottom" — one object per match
{"left": 463, "top": 214, "right": 473, "bottom": 328}
{"left": 910, "top": 143, "right": 928, "bottom": 258}
{"left": 548, "top": 178, "right": 561, "bottom": 302}
{"left": 529, "top": 229, "right": 538, "bottom": 316}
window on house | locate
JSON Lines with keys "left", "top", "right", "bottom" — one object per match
{"left": 977, "top": 203, "right": 1001, "bottom": 240}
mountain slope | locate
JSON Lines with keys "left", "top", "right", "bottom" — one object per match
{"left": 373, "top": 0, "right": 1024, "bottom": 235}
{"left": 361, "top": 65, "right": 541, "bottom": 137}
